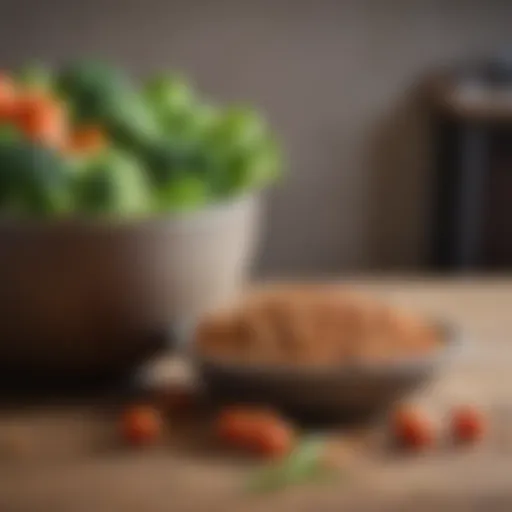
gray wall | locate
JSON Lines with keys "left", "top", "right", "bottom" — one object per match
{"left": 1, "top": 0, "right": 511, "bottom": 275}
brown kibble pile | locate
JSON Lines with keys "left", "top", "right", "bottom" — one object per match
{"left": 194, "top": 286, "right": 441, "bottom": 366}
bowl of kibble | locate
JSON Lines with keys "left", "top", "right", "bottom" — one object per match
{"left": 192, "top": 285, "right": 461, "bottom": 419}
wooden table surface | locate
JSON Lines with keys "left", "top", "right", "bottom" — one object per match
{"left": 1, "top": 277, "right": 512, "bottom": 512}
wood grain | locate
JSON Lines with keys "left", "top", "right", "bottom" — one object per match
{"left": 0, "top": 278, "right": 511, "bottom": 511}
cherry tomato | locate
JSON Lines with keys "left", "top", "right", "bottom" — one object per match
{"left": 450, "top": 406, "right": 486, "bottom": 444}
{"left": 121, "top": 405, "right": 163, "bottom": 447}
{"left": 216, "top": 407, "right": 262, "bottom": 443}
{"left": 215, "top": 406, "right": 294, "bottom": 458}
{"left": 253, "top": 420, "right": 295, "bottom": 458}
{"left": 391, "top": 406, "right": 435, "bottom": 451}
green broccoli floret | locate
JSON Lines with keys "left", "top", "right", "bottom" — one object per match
{"left": 145, "top": 74, "right": 220, "bottom": 146}
{"left": 105, "top": 93, "right": 161, "bottom": 151}
{"left": 225, "top": 137, "right": 283, "bottom": 194}
{"left": 0, "top": 137, "right": 72, "bottom": 216}
{"left": 201, "top": 106, "right": 280, "bottom": 197}
{"left": 57, "top": 59, "right": 133, "bottom": 109}
{"left": 57, "top": 59, "right": 160, "bottom": 149}
{"left": 209, "top": 106, "right": 267, "bottom": 152}
{"left": 144, "top": 73, "right": 195, "bottom": 124}
{"left": 156, "top": 175, "right": 209, "bottom": 213}
{"left": 142, "top": 137, "right": 201, "bottom": 187}
{"left": 74, "top": 148, "right": 151, "bottom": 217}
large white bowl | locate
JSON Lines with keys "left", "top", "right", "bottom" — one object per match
{"left": 0, "top": 194, "right": 263, "bottom": 378}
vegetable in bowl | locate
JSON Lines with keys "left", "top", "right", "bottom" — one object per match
{"left": 0, "top": 60, "right": 283, "bottom": 219}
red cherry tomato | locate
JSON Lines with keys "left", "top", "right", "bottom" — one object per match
{"left": 391, "top": 406, "right": 435, "bottom": 451}
{"left": 450, "top": 406, "right": 486, "bottom": 444}
{"left": 216, "top": 406, "right": 294, "bottom": 459}
{"left": 121, "top": 405, "right": 163, "bottom": 447}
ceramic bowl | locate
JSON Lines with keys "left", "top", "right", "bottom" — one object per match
{"left": 194, "top": 322, "right": 462, "bottom": 420}
{"left": 0, "top": 194, "right": 262, "bottom": 379}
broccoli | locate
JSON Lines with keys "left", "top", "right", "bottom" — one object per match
{"left": 57, "top": 59, "right": 133, "bottom": 109}
{"left": 74, "top": 148, "right": 151, "bottom": 217}
{"left": 209, "top": 106, "right": 268, "bottom": 153}
{"left": 57, "top": 59, "right": 160, "bottom": 149}
{"left": 156, "top": 175, "right": 209, "bottom": 213}
{"left": 0, "top": 61, "right": 284, "bottom": 219}
{"left": 144, "top": 73, "right": 195, "bottom": 125}
{"left": 0, "top": 137, "right": 72, "bottom": 216}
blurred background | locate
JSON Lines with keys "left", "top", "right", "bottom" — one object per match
{"left": 0, "top": 6, "right": 511, "bottom": 508}
{"left": 1, "top": 0, "right": 512, "bottom": 276}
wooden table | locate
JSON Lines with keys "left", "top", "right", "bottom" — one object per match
{"left": 1, "top": 278, "right": 512, "bottom": 511}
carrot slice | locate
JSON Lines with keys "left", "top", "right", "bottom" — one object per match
{"left": 15, "top": 93, "right": 69, "bottom": 149}
{"left": 66, "top": 125, "right": 107, "bottom": 155}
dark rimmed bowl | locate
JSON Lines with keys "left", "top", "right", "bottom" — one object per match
{"left": 194, "top": 323, "right": 463, "bottom": 420}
